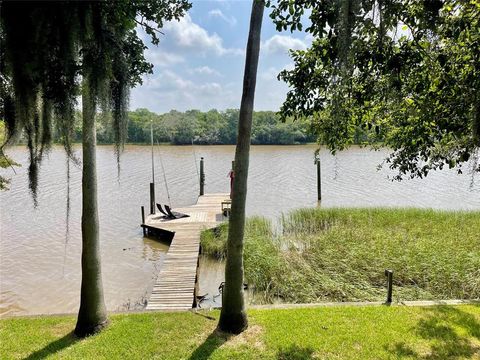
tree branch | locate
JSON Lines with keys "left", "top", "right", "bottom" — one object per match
{"left": 134, "top": 18, "right": 164, "bottom": 36}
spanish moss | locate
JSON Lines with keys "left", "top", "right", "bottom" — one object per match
{"left": 337, "top": 0, "right": 359, "bottom": 73}
{"left": 62, "top": 155, "right": 71, "bottom": 277}
{"left": 1, "top": 0, "right": 191, "bottom": 338}
{"left": 0, "top": 0, "right": 166, "bottom": 202}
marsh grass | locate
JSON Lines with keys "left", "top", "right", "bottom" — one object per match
{"left": 200, "top": 217, "right": 273, "bottom": 260}
{"left": 201, "top": 208, "right": 480, "bottom": 303}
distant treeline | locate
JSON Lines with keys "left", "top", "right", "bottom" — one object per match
{"left": 76, "top": 108, "right": 317, "bottom": 145}
{"left": 2, "top": 108, "right": 378, "bottom": 147}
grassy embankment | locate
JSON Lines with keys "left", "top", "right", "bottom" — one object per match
{"left": 201, "top": 208, "right": 480, "bottom": 303}
{"left": 1, "top": 305, "right": 479, "bottom": 359}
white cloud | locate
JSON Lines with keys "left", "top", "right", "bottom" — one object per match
{"left": 130, "top": 9, "right": 296, "bottom": 112}
{"left": 164, "top": 14, "right": 242, "bottom": 56}
{"left": 262, "top": 35, "right": 307, "bottom": 54}
{"left": 211, "top": 0, "right": 231, "bottom": 9}
{"left": 304, "top": 33, "right": 315, "bottom": 43}
{"left": 191, "top": 66, "right": 222, "bottom": 77}
{"left": 255, "top": 68, "right": 290, "bottom": 110}
{"left": 131, "top": 63, "right": 289, "bottom": 112}
{"left": 260, "top": 67, "right": 281, "bottom": 81}
{"left": 260, "top": 63, "right": 295, "bottom": 81}
{"left": 132, "top": 70, "right": 237, "bottom": 111}
{"left": 146, "top": 70, "right": 222, "bottom": 95}
{"left": 208, "top": 9, "right": 237, "bottom": 26}
{"left": 145, "top": 49, "right": 185, "bottom": 67}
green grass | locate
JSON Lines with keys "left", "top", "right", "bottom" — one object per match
{"left": 201, "top": 208, "right": 480, "bottom": 303}
{"left": 200, "top": 216, "right": 273, "bottom": 261}
{"left": 1, "top": 305, "right": 479, "bottom": 359}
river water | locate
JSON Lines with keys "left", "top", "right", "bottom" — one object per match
{"left": 0, "top": 145, "right": 478, "bottom": 316}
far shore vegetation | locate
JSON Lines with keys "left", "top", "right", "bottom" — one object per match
{"left": 81, "top": 109, "right": 318, "bottom": 146}
{"left": 3, "top": 108, "right": 380, "bottom": 147}
{"left": 1, "top": 305, "right": 479, "bottom": 359}
{"left": 201, "top": 208, "right": 480, "bottom": 304}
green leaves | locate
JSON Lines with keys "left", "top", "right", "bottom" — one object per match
{"left": 1, "top": 0, "right": 191, "bottom": 200}
{"left": 270, "top": 0, "right": 480, "bottom": 178}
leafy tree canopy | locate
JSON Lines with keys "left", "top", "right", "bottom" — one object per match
{"left": 108, "top": 108, "right": 315, "bottom": 145}
{"left": 269, "top": 0, "right": 479, "bottom": 179}
{"left": 0, "top": 0, "right": 190, "bottom": 199}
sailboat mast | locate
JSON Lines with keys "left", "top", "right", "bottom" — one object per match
{"left": 151, "top": 120, "right": 155, "bottom": 185}
{"left": 149, "top": 120, "right": 156, "bottom": 214}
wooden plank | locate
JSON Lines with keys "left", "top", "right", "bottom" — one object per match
{"left": 145, "top": 193, "right": 228, "bottom": 311}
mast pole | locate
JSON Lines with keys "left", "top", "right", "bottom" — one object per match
{"left": 151, "top": 120, "right": 155, "bottom": 184}
{"left": 150, "top": 120, "right": 156, "bottom": 214}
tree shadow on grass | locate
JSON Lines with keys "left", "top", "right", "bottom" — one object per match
{"left": 188, "top": 330, "right": 232, "bottom": 360}
{"left": 23, "top": 332, "right": 78, "bottom": 360}
{"left": 276, "top": 344, "right": 315, "bottom": 360}
{"left": 388, "top": 305, "right": 480, "bottom": 359}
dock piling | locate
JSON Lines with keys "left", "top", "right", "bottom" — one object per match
{"left": 150, "top": 182, "right": 155, "bottom": 214}
{"left": 141, "top": 206, "right": 146, "bottom": 236}
{"left": 229, "top": 160, "right": 235, "bottom": 200}
{"left": 385, "top": 269, "right": 393, "bottom": 303}
{"left": 316, "top": 157, "right": 321, "bottom": 201}
{"left": 200, "top": 157, "right": 205, "bottom": 196}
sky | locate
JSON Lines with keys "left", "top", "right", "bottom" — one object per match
{"left": 130, "top": 0, "right": 311, "bottom": 114}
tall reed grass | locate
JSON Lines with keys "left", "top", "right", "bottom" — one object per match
{"left": 201, "top": 208, "right": 480, "bottom": 303}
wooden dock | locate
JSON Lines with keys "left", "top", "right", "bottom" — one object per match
{"left": 143, "top": 193, "right": 229, "bottom": 310}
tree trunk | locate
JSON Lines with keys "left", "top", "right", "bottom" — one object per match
{"left": 474, "top": 93, "right": 480, "bottom": 146}
{"left": 218, "top": 0, "right": 264, "bottom": 334}
{"left": 74, "top": 80, "right": 108, "bottom": 337}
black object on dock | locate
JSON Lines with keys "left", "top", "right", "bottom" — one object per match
{"left": 156, "top": 203, "right": 169, "bottom": 216}
{"left": 165, "top": 205, "right": 189, "bottom": 219}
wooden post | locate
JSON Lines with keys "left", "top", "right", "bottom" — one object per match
{"left": 230, "top": 160, "right": 235, "bottom": 200}
{"left": 141, "top": 206, "right": 146, "bottom": 236}
{"left": 193, "top": 256, "right": 200, "bottom": 308}
{"left": 316, "top": 158, "right": 321, "bottom": 201}
{"left": 199, "top": 157, "right": 205, "bottom": 196}
{"left": 150, "top": 182, "right": 155, "bottom": 214}
{"left": 385, "top": 269, "right": 393, "bottom": 303}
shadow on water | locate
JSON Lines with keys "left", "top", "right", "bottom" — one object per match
{"left": 23, "top": 332, "right": 78, "bottom": 360}
{"left": 276, "top": 344, "right": 316, "bottom": 359}
{"left": 387, "top": 305, "right": 480, "bottom": 359}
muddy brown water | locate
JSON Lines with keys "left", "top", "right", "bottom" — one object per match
{"left": 1, "top": 145, "right": 478, "bottom": 316}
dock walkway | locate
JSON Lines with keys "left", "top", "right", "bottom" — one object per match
{"left": 143, "top": 193, "right": 228, "bottom": 310}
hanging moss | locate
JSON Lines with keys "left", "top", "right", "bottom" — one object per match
{"left": 1, "top": 0, "right": 191, "bottom": 203}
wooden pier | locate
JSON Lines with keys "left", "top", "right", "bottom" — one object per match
{"left": 143, "top": 193, "right": 228, "bottom": 310}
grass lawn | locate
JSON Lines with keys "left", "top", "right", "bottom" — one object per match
{"left": 1, "top": 305, "right": 479, "bottom": 359}
{"left": 201, "top": 208, "right": 480, "bottom": 303}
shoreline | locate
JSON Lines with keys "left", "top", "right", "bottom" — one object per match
{"left": 2, "top": 298, "right": 479, "bottom": 320}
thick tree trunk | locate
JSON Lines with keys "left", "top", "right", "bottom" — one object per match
{"left": 74, "top": 81, "right": 108, "bottom": 337}
{"left": 474, "top": 93, "right": 480, "bottom": 146}
{"left": 218, "top": 0, "right": 264, "bottom": 334}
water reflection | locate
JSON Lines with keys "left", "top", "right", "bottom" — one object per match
{"left": 141, "top": 237, "right": 170, "bottom": 262}
{"left": 196, "top": 255, "right": 287, "bottom": 308}
{"left": 196, "top": 256, "right": 225, "bottom": 309}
